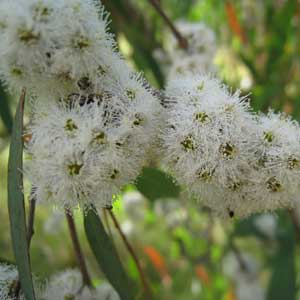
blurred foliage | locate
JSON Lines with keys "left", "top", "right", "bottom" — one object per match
{"left": 1, "top": 0, "right": 300, "bottom": 299}
{"left": 0, "top": 84, "right": 13, "bottom": 135}
{"left": 135, "top": 168, "right": 180, "bottom": 203}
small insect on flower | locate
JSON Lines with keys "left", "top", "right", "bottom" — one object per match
{"left": 228, "top": 209, "right": 235, "bottom": 218}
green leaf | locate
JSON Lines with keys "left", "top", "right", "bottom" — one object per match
{"left": 135, "top": 167, "right": 180, "bottom": 202}
{"left": 0, "top": 85, "right": 13, "bottom": 134}
{"left": 267, "top": 213, "right": 296, "bottom": 300}
{"left": 7, "top": 90, "right": 36, "bottom": 300}
{"left": 84, "top": 209, "right": 135, "bottom": 300}
{"left": 101, "top": 0, "right": 164, "bottom": 87}
{"left": 232, "top": 215, "right": 270, "bottom": 240}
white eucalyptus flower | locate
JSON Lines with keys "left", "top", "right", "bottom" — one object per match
{"left": 164, "top": 21, "right": 217, "bottom": 78}
{"left": 162, "top": 74, "right": 261, "bottom": 217}
{"left": 0, "top": 0, "right": 61, "bottom": 92}
{"left": 0, "top": 264, "right": 22, "bottom": 300}
{"left": 40, "top": 269, "right": 120, "bottom": 300}
{"left": 0, "top": 0, "right": 162, "bottom": 210}
{"left": 167, "top": 21, "right": 217, "bottom": 60}
{"left": 25, "top": 86, "right": 160, "bottom": 210}
{"left": 249, "top": 111, "right": 300, "bottom": 211}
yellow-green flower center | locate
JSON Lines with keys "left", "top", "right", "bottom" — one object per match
{"left": 73, "top": 35, "right": 90, "bottom": 49}
{"left": 68, "top": 163, "right": 83, "bottom": 176}
{"left": 133, "top": 113, "right": 144, "bottom": 126}
{"left": 33, "top": 3, "right": 52, "bottom": 21}
{"left": 18, "top": 29, "right": 40, "bottom": 43}
{"left": 263, "top": 131, "right": 274, "bottom": 143}
{"left": 227, "top": 181, "right": 242, "bottom": 191}
{"left": 181, "top": 135, "right": 195, "bottom": 151}
{"left": 77, "top": 76, "right": 91, "bottom": 90}
{"left": 93, "top": 130, "right": 106, "bottom": 145}
{"left": 97, "top": 65, "right": 106, "bottom": 76}
{"left": 197, "top": 81, "right": 205, "bottom": 91}
{"left": 197, "top": 167, "right": 214, "bottom": 182}
{"left": 65, "top": 119, "right": 78, "bottom": 132}
{"left": 126, "top": 89, "right": 136, "bottom": 100}
{"left": 219, "top": 142, "right": 236, "bottom": 159}
{"left": 11, "top": 66, "right": 23, "bottom": 77}
{"left": 266, "top": 176, "right": 282, "bottom": 192}
{"left": 64, "top": 294, "right": 75, "bottom": 300}
{"left": 110, "top": 169, "right": 119, "bottom": 180}
{"left": 195, "top": 112, "right": 209, "bottom": 123}
{"left": 287, "top": 156, "right": 299, "bottom": 170}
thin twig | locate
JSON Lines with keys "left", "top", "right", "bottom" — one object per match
{"left": 27, "top": 197, "right": 36, "bottom": 248}
{"left": 65, "top": 209, "right": 92, "bottom": 287}
{"left": 107, "top": 209, "right": 153, "bottom": 299}
{"left": 231, "top": 242, "right": 248, "bottom": 272}
{"left": 148, "top": 0, "right": 188, "bottom": 49}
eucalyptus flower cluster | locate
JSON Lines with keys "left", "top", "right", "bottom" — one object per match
{"left": 0, "top": 0, "right": 161, "bottom": 210}
{"left": 40, "top": 269, "right": 120, "bottom": 300}
{"left": 0, "top": 264, "right": 22, "bottom": 300}
{"left": 166, "top": 21, "right": 217, "bottom": 79}
{"left": 162, "top": 74, "right": 300, "bottom": 217}
{"left": 0, "top": 265, "right": 119, "bottom": 300}
{"left": 0, "top": 0, "right": 299, "bottom": 218}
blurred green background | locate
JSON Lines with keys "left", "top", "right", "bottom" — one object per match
{"left": 1, "top": 0, "right": 300, "bottom": 299}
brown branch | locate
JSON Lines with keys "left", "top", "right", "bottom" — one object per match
{"left": 231, "top": 242, "right": 248, "bottom": 272}
{"left": 148, "top": 0, "right": 188, "bottom": 49}
{"left": 107, "top": 209, "right": 153, "bottom": 299}
{"left": 27, "top": 197, "right": 36, "bottom": 248}
{"left": 65, "top": 209, "right": 92, "bottom": 287}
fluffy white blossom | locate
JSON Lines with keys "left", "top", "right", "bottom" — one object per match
{"left": 165, "top": 22, "right": 217, "bottom": 79}
{"left": 249, "top": 111, "right": 300, "bottom": 211}
{"left": 162, "top": 73, "right": 300, "bottom": 217}
{"left": 40, "top": 269, "right": 120, "bottom": 300}
{"left": 0, "top": 0, "right": 161, "bottom": 210}
{"left": 0, "top": 0, "right": 114, "bottom": 97}
{"left": 162, "top": 74, "right": 261, "bottom": 217}
{"left": 0, "top": 0, "right": 62, "bottom": 93}
{"left": 0, "top": 264, "right": 23, "bottom": 300}
{"left": 167, "top": 54, "right": 217, "bottom": 80}
{"left": 167, "top": 21, "right": 217, "bottom": 60}
{"left": 25, "top": 87, "right": 160, "bottom": 209}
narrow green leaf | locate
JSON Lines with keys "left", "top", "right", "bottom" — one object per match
{"left": 84, "top": 209, "right": 135, "bottom": 300}
{"left": 267, "top": 213, "right": 296, "bottom": 300}
{"left": 7, "top": 90, "right": 36, "bottom": 300}
{"left": 135, "top": 167, "right": 180, "bottom": 202}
